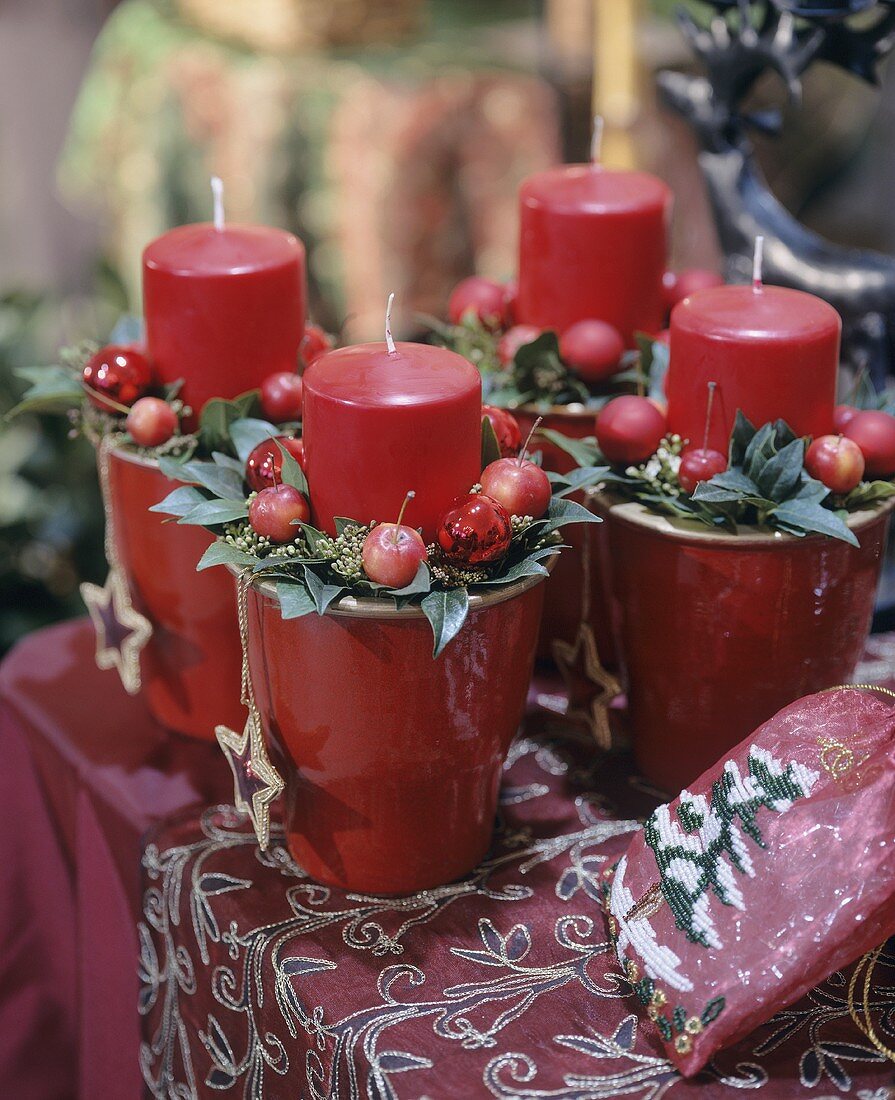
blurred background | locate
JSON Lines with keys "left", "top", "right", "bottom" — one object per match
{"left": 2, "top": 0, "right": 894, "bottom": 649}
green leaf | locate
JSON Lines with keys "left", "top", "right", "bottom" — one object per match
{"left": 728, "top": 410, "right": 757, "bottom": 467}
{"left": 754, "top": 437, "right": 805, "bottom": 502}
{"left": 7, "top": 365, "right": 83, "bottom": 417}
{"left": 302, "top": 566, "right": 346, "bottom": 614}
{"left": 196, "top": 540, "right": 256, "bottom": 571}
{"left": 743, "top": 422, "right": 777, "bottom": 483}
{"left": 541, "top": 495, "right": 601, "bottom": 533}
{"left": 548, "top": 465, "right": 611, "bottom": 497}
{"left": 771, "top": 498, "right": 859, "bottom": 546}
{"left": 843, "top": 479, "right": 895, "bottom": 510}
{"left": 275, "top": 439, "right": 308, "bottom": 495}
{"left": 297, "top": 522, "right": 328, "bottom": 556}
{"left": 157, "top": 454, "right": 193, "bottom": 479}
{"left": 421, "top": 588, "right": 470, "bottom": 658}
{"left": 333, "top": 517, "right": 356, "bottom": 535}
{"left": 389, "top": 562, "right": 431, "bottom": 598}
{"left": 109, "top": 314, "right": 144, "bottom": 345}
{"left": 276, "top": 581, "right": 317, "bottom": 619}
{"left": 178, "top": 499, "right": 250, "bottom": 526}
{"left": 176, "top": 460, "right": 245, "bottom": 500}
{"left": 481, "top": 415, "right": 501, "bottom": 470}
{"left": 230, "top": 418, "right": 279, "bottom": 463}
{"left": 538, "top": 428, "right": 601, "bottom": 468}
{"left": 212, "top": 451, "right": 246, "bottom": 474}
{"left": 149, "top": 485, "right": 207, "bottom": 516}
{"left": 483, "top": 556, "right": 554, "bottom": 586}
{"left": 198, "top": 393, "right": 262, "bottom": 456}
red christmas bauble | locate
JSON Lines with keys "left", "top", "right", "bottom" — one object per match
{"left": 126, "top": 397, "right": 177, "bottom": 448}
{"left": 301, "top": 324, "right": 332, "bottom": 368}
{"left": 844, "top": 411, "right": 895, "bottom": 478}
{"left": 245, "top": 436, "right": 305, "bottom": 491}
{"left": 678, "top": 447, "right": 727, "bottom": 494}
{"left": 82, "top": 345, "right": 153, "bottom": 410}
{"left": 559, "top": 320, "right": 624, "bottom": 382}
{"left": 805, "top": 435, "right": 865, "bottom": 494}
{"left": 482, "top": 405, "right": 523, "bottom": 458}
{"left": 260, "top": 371, "right": 303, "bottom": 422}
{"left": 596, "top": 395, "right": 666, "bottom": 466}
{"left": 447, "top": 277, "right": 508, "bottom": 331}
{"left": 496, "top": 324, "right": 541, "bottom": 366}
{"left": 436, "top": 493, "right": 512, "bottom": 565}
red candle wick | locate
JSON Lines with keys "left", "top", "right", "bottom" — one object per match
{"left": 385, "top": 292, "right": 398, "bottom": 356}
{"left": 211, "top": 176, "right": 225, "bottom": 232}
{"left": 752, "top": 235, "right": 764, "bottom": 293}
{"left": 393, "top": 490, "right": 415, "bottom": 543}
{"left": 518, "top": 416, "right": 543, "bottom": 466}
{"left": 590, "top": 115, "right": 604, "bottom": 166}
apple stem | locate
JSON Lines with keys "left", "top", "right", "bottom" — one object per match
{"left": 211, "top": 176, "right": 225, "bottom": 232}
{"left": 752, "top": 235, "right": 764, "bottom": 292}
{"left": 393, "top": 490, "right": 415, "bottom": 543}
{"left": 518, "top": 416, "right": 543, "bottom": 466}
{"left": 385, "top": 292, "right": 397, "bottom": 356}
{"left": 702, "top": 381, "right": 717, "bottom": 452}
{"left": 590, "top": 115, "right": 604, "bottom": 165}
{"left": 80, "top": 381, "right": 133, "bottom": 416}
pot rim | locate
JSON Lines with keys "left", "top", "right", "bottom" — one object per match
{"left": 109, "top": 442, "right": 165, "bottom": 470}
{"left": 592, "top": 490, "right": 895, "bottom": 546}
{"left": 228, "top": 557, "right": 554, "bottom": 618}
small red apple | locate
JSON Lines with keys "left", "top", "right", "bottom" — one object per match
{"left": 260, "top": 371, "right": 303, "bottom": 422}
{"left": 662, "top": 268, "right": 725, "bottom": 312}
{"left": 480, "top": 457, "right": 551, "bottom": 519}
{"left": 843, "top": 411, "right": 895, "bottom": 478}
{"left": 482, "top": 405, "right": 523, "bottom": 458}
{"left": 655, "top": 328, "right": 671, "bottom": 345}
{"left": 245, "top": 436, "right": 305, "bottom": 491}
{"left": 361, "top": 491, "right": 427, "bottom": 588}
{"left": 805, "top": 434, "right": 866, "bottom": 493}
{"left": 82, "top": 345, "right": 153, "bottom": 410}
{"left": 596, "top": 395, "right": 666, "bottom": 466}
{"left": 496, "top": 324, "right": 541, "bottom": 366}
{"left": 126, "top": 397, "right": 177, "bottom": 447}
{"left": 301, "top": 323, "right": 332, "bottom": 368}
{"left": 248, "top": 484, "right": 309, "bottom": 543}
{"left": 833, "top": 405, "right": 857, "bottom": 433}
{"left": 559, "top": 319, "right": 624, "bottom": 382}
{"left": 678, "top": 447, "right": 727, "bottom": 494}
{"left": 447, "top": 277, "right": 507, "bottom": 331}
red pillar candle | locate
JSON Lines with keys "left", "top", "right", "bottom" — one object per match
{"left": 302, "top": 341, "right": 482, "bottom": 540}
{"left": 516, "top": 164, "right": 671, "bottom": 344}
{"left": 666, "top": 284, "right": 840, "bottom": 452}
{"left": 143, "top": 194, "right": 306, "bottom": 424}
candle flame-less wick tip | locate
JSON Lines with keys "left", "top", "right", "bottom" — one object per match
{"left": 211, "top": 176, "right": 225, "bottom": 231}
{"left": 752, "top": 235, "right": 764, "bottom": 292}
{"left": 385, "top": 292, "right": 397, "bottom": 355}
{"left": 591, "top": 115, "right": 604, "bottom": 165}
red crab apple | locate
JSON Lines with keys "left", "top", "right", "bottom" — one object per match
{"left": 482, "top": 405, "right": 523, "bottom": 458}
{"left": 436, "top": 492, "right": 512, "bottom": 565}
{"left": 844, "top": 410, "right": 895, "bottom": 478}
{"left": 260, "top": 371, "right": 303, "bottom": 422}
{"left": 559, "top": 320, "right": 624, "bottom": 383}
{"left": 126, "top": 397, "right": 177, "bottom": 447}
{"left": 596, "top": 395, "right": 666, "bottom": 466}
{"left": 480, "top": 416, "right": 551, "bottom": 519}
{"left": 806, "top": 434, "right": 866, "bottom": 493}
{"left": 248, "top": 484, "right": 309, "bottom": 543}
{"left": 497, "top": 324, "right": 541, "bottom": 366}
{"left": 447, "top": 277, "right": 507, "bottom": 331}
{"left": 679, "top": 448, "right": 727, "bottom": 494}
{"left": 361, "top": 491, "right": 427, "bottom": 588}
{"left": 301, "top": 323, "right": 332, "bottom": 368}
{"left": 245, "top": 436, "right": 305, "bottom": 491}
{"left": 833, "top": 405, "right": 858, "bottom": 433}
{"left": 82, "top": 345, "right": 153, "bottom": 410}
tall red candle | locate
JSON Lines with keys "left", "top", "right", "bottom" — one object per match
{"left": 666, "top": 284, "right": 840, "bottom": 453}
{"left": 302, "top": 342, "right": 482, "bottom": 540}
{"left": 143, "top": 223, "right": 306, "bottom": 424}
{"left": 516, "top": 164, "right": 671, "bottom": 344}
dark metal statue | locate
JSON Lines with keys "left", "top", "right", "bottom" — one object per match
{"left": 659, "top": 0, "right": 895, "bottom": 383}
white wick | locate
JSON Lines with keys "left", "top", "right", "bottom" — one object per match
{"left": 211, "top": 176, "right": 225, "bottom": 232}
{"left": 385, "top": 292, "right": 397, "bottom": 355}
{"left": 752, "top": 235, "right": 764, "bottom": 292}
{"left": 591, "top": 115, "right": 604, "bottom": 165}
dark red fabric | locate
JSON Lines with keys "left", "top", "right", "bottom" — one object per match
{"left": 0, "top": 620, "right": 228, "bottom": 1099}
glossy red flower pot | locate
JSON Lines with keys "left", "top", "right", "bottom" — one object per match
{"left": 514, "top": 405, "right": 618, "bottom": 669}
{"left": 106, "top": 447, "right": 244, "bottom": 739}
{"left": 244, "top": 573, "right": 547, "bottom": 894}
{"left": 597, "top": 494, "right": 894, "bottom": 794}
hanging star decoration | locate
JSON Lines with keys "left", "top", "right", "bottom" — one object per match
{"left": 80, "top": 568, "right": 152, "bottom": 696}
{"left": 553, "top": 623, "right": 622, "bottom": 751}
{"left": 216, "top": 711, "right": 284, "bottom": 851}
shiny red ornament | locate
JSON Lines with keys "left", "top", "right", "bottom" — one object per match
{"left": 596, "top": 395, "right": 666, "bottom": 466}
{"left": 260, "top": 371, "right": 303, "bottom": 422}
{"left": 248, "top": 484, "right": 309, "bottom": 543}
{"left": 482, "top": 405, "right": 523, "bottom": 458}
{"left": 496, "top": 324, "right": 541, "bottom": 366}
{"left": 448, "top": 277, "right": 507, "bottom": 331}
{"left": 301, "top": 324, "right": 332, "bottom": 368}
{"left": 559, "top": 319, "right": 624, "bottom": 382}
{"left": 82, "top": 345, "right": 153, "bottom": 410}
{"left": 436, "top": 492, "right": 512, "bottom": 565}
{"left": 245, "top": 436, "right": 305, "bottom": 492}
{"left": 844, "top": 410, "right": 895, "bottom": 477}
{"left": 678, "top": 447, "right": 728, "bottom": 494}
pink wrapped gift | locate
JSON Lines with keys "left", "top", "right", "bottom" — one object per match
{"left": 605, "top": 687, "right": 895, "bottom": 1076}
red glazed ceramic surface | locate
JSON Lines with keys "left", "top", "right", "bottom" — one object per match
{"left": 245, "top": 574, "right": 546, "bottom": 894}
{"left": 107, "top": 448, "right": 244, "bottom": 739}
{"left": 598, "top": 495, "right": 893, "bottom": 794}
{"left": 515, "top": 406, "right": 617, "bottom": 668}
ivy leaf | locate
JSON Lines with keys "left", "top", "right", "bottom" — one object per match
{"left": 421, "top": 588, "right": 470, "bottom": 658}
{"left": 197, "top": 392, "right": 262, "bottom": 455}
{"left": 753, "top": 437, "right": 805, "bottom": 502}
{"left": 728, "top": 410, "right": 757, "bottom": 467}
{"left": 481, "top": 415, "right": 501, "bottom": 470}
{"left": 7, "top": 365, "right": 83, "bottom": 417}
{"left": 843, "top": 479, "right": 895, "bottom": 510}
{"left": 302, "top": 567, "right": 346, "bottom": 614}
{"left": 178, "top": 499, "right": 250, "bottom": 526}
{"left": 275, "top": 439, "right": 308, "bottom": 495}
{"left": 771, "top": 498, "right": 859, "bottom": 546}
{"left": 548, "top": 465, "right": 611, "bottom": 498}
{"left": 389, "top": 562, "right": 431, "bottom": 599}
{"left": 149, "top": 485, "right": 208, "bottom": 517}
{"left": 196, "top": 541, "right": 256, "bottom": 571}
{"left": 482, "top": 556, "right": 554, "bottom": 586}
{"left": 230, "top": 418, "right": 279, "bottom": 463}
{"left": 541, "top": 495, "right": 601, "bottom": 533}
{"left": 297, "top": 522, "right": 328, "bottom": 556}
{"left": 211, "top": 452, "right": 246, "bottom": 474}
{"left": 743, "top": 422, "right": 778, "bottom": 482}
{"left": 539, "top": 428, "right": 601, "bottom": 468}
{"left": 276, "top": 581, "right": 317, "bottom": 619}
{"left": 176, "top": 461, "right": 245, "bottom": 500}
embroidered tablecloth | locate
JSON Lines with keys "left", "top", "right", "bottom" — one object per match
{"left": 138, "top": 709, "right": 895, "bottom": 1099}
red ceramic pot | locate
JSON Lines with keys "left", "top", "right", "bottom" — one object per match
{"left": 514, "top": 405, "right": 618, "bottom": 669}
{"left": 107, "top": 447, "right": 244, "bottom": 739}
{"left": 597, "top": 494, "right": 894, "bottom": 794}
{"left": 244, "top": 572, "right": 547, "bottom": 894}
